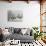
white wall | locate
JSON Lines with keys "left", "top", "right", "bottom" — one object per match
{"left": 0, "top": 1, "right": 40, "bottom": 28}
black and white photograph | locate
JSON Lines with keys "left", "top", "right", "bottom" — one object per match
{"left": 8, "top": 10, "right": 23, "bottom": 22}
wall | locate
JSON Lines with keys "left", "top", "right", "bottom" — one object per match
{"left": 0, "top": 1, "right": 40, "bottom": 28}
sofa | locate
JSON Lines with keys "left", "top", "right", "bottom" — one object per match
{"left": 7, "top": 27, "right": 34, "bottom": 43}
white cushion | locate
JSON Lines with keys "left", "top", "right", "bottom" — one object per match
{"left": 21, "top": 29, "right": 27, "bottom": 35}
{"left": 2, "top": 28, "right": 10, "bottom": 36}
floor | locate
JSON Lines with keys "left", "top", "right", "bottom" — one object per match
{"left": 20, "top": 40, "right": 46, "bottom": 46}
{"left": 0, "top": 40, "right": 46, "bottom": 46}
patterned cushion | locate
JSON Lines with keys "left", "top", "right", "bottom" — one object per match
{"left": 8, "top": 27, "right": 14, "bottom": 34}
{"left": 14, "top": 28, "right": 21, "bottom": 33}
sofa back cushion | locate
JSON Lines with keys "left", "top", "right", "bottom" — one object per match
{"left": 21, "top": 28, "right": 27, "bottom": 35}
{"left": 14, "top": 28, "right": 21, "bottom": 33}
{"left": 8, "top": 27, "right": 14, "bottom": 34}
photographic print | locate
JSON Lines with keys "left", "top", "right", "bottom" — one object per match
{"left": 8, "top": 10, "right": 23, "bottom": 22}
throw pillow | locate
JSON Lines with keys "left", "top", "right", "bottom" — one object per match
{"left": 14, "top": 28, "right": 21, "bottom": 33}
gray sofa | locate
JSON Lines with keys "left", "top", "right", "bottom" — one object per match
{"left": 9, "top": 33, "right": 34, "bottom": 43}
{"left": 3, "top": 27, "right": 34, "bottom": 43}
